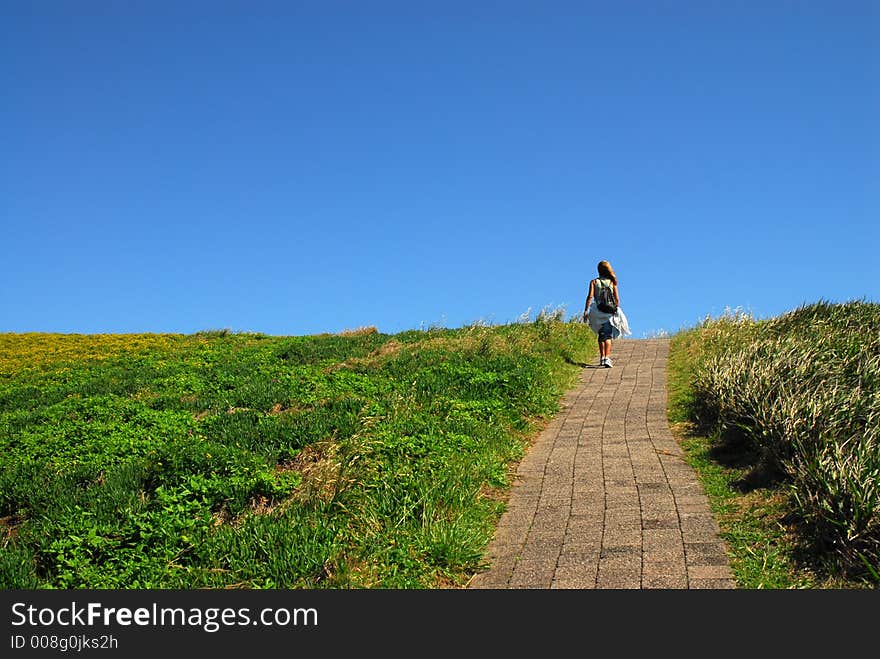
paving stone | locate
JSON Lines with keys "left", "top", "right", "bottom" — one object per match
{"left": 642, "top": 574, "right": 688, "bottom": 589}
{"left": 557, "top": 547, "right": 602, "bottom": 567}
{"left": 642, "top": 518, "right": 680, "bottom": 530}
{"left": 689, "top": 578, "right": 737, "bottom": 589}
{"left": 685, "top": 542, "right": 732, "bottom": 566}
{"left": 688, "top": 564, "right": 735, "bottom": 580}
{"left": 596, "top": 568, "right": 642, "bottom": 589}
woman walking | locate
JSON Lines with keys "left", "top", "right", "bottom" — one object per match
{"left": 583, "top": 260, "right": 630, "bottom": 367}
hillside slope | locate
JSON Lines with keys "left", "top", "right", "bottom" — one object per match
{"left": 0, "top": 322, "right": 594, "bottom": 588}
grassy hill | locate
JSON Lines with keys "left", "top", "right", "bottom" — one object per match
{"left": 668, "top": 300, "right": 879, "bottom": 587}
{"left": 3, "top": 300, "right": 876, "bottom": 589}
{"left": 0, "top": 321, "right": 593, "bottom": 588}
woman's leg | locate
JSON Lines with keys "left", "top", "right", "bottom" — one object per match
{"left": 601, "top": 338, "right": 614, "bottom": 366}
{"left": 598, "top": 323, "right": 613, "bottom": 364}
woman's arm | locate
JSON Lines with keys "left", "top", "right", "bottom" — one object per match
{"left": 613, "top": 283, "right": 620, "bottom": 307}
{"left": 583, "top": 279, "right": 595, "bottom": 319}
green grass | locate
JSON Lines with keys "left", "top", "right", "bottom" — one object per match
{"left": 668, "top": 300, "right": 879, "bottom": 588}
{"left": 0, "top": 319, "right": 594, "bottom": 589}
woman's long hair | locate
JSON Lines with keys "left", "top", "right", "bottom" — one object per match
{"left": 597, "top": 260, "right": 618, "bottom": 285}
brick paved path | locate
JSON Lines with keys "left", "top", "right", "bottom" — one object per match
{"left": 468, "top": 338, "right": 736, "bottom": 589}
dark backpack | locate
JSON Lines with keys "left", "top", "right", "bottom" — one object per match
{"left": 595, "top": 279, "right": 617, "bottom": 313}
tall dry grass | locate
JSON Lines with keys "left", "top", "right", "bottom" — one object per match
{"left": 684, "top": 300, "right": 879, "bottom": 580}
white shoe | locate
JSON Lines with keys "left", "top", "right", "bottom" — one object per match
{"left": 599, "top": 357, "right": 606, "bottom": 367}
{"left": 604, "top": 357, "right": 613, "bottom": 368}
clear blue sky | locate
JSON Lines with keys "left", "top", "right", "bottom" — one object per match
{"left": 3, "top": 1, "right": 877, "bottom": 337}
